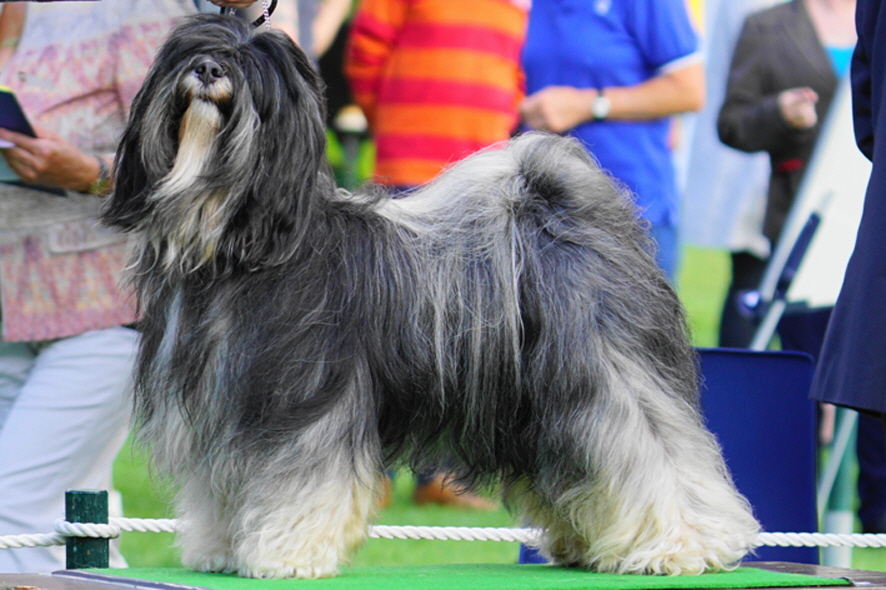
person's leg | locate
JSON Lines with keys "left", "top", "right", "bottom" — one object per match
{"left": 0, "top": 327, "right": 138, "bottom": 573}
{"left": 777, "top": 307, "right": 833, "bottom": 358}
{"left": 0, "top": 340, "right": 36, "bottom": 429}
{"left": 718, "top": 252, "right": 767, "bottom": 348}
{"left": 857, "top": 412, "right": 886, "bottom": 532}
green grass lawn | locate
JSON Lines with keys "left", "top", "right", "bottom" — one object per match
{"left": 110, "top": 246, "right": 886, "bottom": 571}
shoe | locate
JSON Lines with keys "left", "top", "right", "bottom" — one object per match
{"left": 377, "top": 476, "right": 393, "bottom": 509}
{"left": 412, "top": 474, "right": 499, "bottom": 510}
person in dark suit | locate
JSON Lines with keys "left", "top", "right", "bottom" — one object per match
{"left": 716, "top": 0, "right": 855, "bottom": 349}
{"left": 718, "top": 0, "right": 886, "bottom": 533}
{"left": 812, "top": 0, "right": 886, "bottom": 426}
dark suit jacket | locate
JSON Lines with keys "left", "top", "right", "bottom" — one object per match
{"left": 810, "top": 0, "right": 886, "bottom": 414}
{"left": 717, "top": 0, "right": 838, "bottom": 244}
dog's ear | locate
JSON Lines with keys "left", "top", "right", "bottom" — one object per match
{"left": 102, "top": 59, "right": 177, "bottom": 231}
{"left": 101, "top": 16, "right": 216, "bottom": 231}
{"left": 252, "top": 30, "right": 328, "bottom": 193}
{"left": 217, "top": 29, "right": 334, "bottom": 267}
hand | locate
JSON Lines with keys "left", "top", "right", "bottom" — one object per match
{"left": 778, "top": 87, "right": 819, "bottom": 129}
{"left": 520, "top": 86, "right": 594, "bottom": 133}
{"left": 818, "top": 403, "right": 835, "bottom": 445}
{"left": 0, "top": 124, "right": 99, "bottom": 192}
{"left": 208, "top": 0, "right": 258, "bottom": 8}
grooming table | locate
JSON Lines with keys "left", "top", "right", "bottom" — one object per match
{"left": 1, "top": 563, "right": 882, "bottom": 590}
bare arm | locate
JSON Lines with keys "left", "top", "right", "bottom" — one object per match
{"left": 0, "top": 125, "right": 109, "bottom": 194}
{"left": 313, "top": 0, "right": 351, "bottom": 57}
{"left": 520, "top": 61, "right": 704, "bottom": 133}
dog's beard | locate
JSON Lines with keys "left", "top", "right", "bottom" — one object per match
{"left": 167, "top": 99, "right": 222, "bottom": 192}
{"left": 149, "top": 95, "right": 230, "bottom": 271}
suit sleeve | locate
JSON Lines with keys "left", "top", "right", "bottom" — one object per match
{"left": 852, "top": 0, "right": 875, "bottom": 161}
{"left": 716, "top": 16, "right": 815, "bottom": 154}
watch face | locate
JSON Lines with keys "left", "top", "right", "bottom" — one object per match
{"left": 593, "top": 95, "right": 610, "bottom": 120}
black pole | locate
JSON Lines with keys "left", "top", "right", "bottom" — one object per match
{"left": 65, "top": 490, "right": 110, "bottom": 569}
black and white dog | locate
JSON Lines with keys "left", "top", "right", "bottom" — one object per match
{"left": 102, "top": 14, "right": 759, "bottom": 580}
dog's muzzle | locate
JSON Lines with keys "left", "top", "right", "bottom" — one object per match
{"left": 183, "top": 58, "right": 233, "bottom": 104}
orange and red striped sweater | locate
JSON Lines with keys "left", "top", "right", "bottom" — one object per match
{"left": 345, "top": 0, "right": 528, "bottom": 188}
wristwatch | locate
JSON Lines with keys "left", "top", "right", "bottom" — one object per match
{"left": 591, "top": 90, "right": 610, "bottom": 121}
{"left": 87, "top": 156, "right": 111, "bottom": 196}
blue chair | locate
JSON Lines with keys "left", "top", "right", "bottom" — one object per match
{"left": 698, "top": 347, "right": 818, "bottom": 564}
{"left": 520, "top": 347, "right": 819, "bottom": 565}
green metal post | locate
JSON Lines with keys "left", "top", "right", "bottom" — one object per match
{"left": 65, "top": 490, "right": 110, "bottom": 569}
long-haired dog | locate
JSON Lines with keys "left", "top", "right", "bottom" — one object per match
{"left": 102, "top": 14, "right": 759, "bottom": 580}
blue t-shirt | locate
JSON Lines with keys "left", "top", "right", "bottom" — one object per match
{"left": 522, "top": 0, "right": 699, "bottom": 226}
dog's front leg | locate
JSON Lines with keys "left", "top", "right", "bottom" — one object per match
{"left": 226, "top": 405, "right": 383, "bottom": 579}
{"left": 176, "top": 469, "right": 237, "bottom": 574}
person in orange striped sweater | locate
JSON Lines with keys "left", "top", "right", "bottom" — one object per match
{"left": 344, "top": 0, "right": 528, "bottom": 189}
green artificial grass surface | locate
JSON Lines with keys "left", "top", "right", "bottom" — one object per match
{"left": 84, "top": 565, "right": 851, "bottom": 590}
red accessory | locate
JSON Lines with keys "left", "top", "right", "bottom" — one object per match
{"left": 776, "top": 158, "right": 804, "bottom": 173}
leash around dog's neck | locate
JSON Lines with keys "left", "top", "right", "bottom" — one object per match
{"left": 221, "top": 0, "right": 277, "bottom": 30}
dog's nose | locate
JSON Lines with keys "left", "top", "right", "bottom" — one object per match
{"left": 194, "top": 59, "right": 225, "bottom": 86}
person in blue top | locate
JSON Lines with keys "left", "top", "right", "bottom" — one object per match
{"left": 520, "top": 0, "right": 704, "bottom": 280}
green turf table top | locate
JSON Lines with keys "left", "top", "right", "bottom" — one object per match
{"left": 78, "top": 564, "right": 852, "bottom": 590}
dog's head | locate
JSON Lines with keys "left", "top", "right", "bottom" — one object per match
{"left": 103, "top": 14, "right": 330, "bottom": 272}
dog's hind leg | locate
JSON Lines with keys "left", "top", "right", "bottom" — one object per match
{"left": 227, "top": 402, "right": 382, "bottom": 579}
{"left": 514, "top": 345, "right": 760, "bottom": 575}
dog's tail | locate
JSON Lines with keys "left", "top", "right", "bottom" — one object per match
{"left": 507, "top": 132, "right": 655, "bottom": 253}
{"left": 399, "top": 132, "right": 654, "bottom": 257}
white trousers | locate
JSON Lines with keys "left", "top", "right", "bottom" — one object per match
{"left": 0, "top": 327, "right": 138, "bottom": 573}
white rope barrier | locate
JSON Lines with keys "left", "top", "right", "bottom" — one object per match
{"left": 5, "top": 518, "right": 886, "bottom": 552}
{"left": 369, "top": 525, "right": 540, "bottom": 544}
{"left": 0, "top": 531, "right": 65, "bottom": 550}
{"left": 756, "top": 532, "right": 886, "bottom": 548}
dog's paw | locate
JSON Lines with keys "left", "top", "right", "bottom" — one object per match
{"left": 600, "top": 540, "right": 745, "bottom": 576}
{"left": 292, "top": 565, "right": 340, "bottom": 579}
{"left": 237, "top": 560, "right": 339, "bottom": 579}
{"left": 182, "top": 550, "right": 236, "bottom": 574}
{"left": 545, "top": 523, "right": 755, "bottom": 576}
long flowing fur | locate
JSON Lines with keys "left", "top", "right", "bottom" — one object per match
{"left": 103, "top": 14, "right": 760, "bottom": 580}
